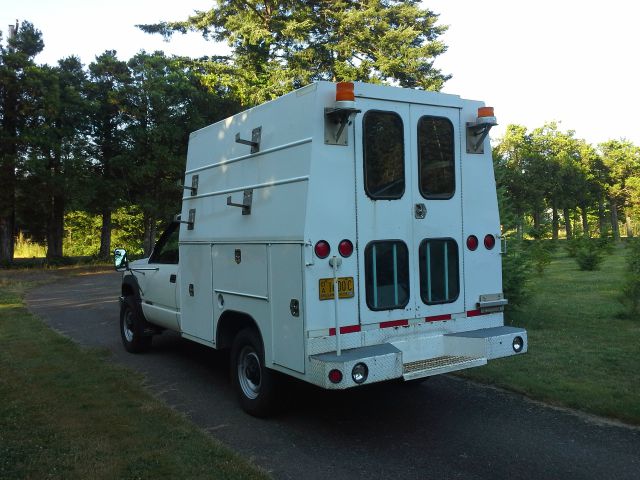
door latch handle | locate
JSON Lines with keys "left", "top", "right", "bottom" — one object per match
{"left": 169, "top": 274, "right": 177, "bottom": 283}
{"left": 415, "top": 203, "right": 427, "bottom": 219}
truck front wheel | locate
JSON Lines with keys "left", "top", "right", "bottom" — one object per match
{"left": 120, "top": 296, "right": 152, "bottom": 353}
{"left": 230, "top": 328, "right": 278, "bottom": 417}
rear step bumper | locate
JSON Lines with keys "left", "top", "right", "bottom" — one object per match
{"left": 308, "top": 326, "right": 527, "bottom": 389}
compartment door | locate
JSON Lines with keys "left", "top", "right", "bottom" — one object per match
{"left": 270, "top": 244, "right": 305, "bottom": 373}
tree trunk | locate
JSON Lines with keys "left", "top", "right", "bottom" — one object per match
{"left": 610, "top": 197, "right": 620, "bottom": 241}
{"left": 0, "top": 78, "right": 18, "bottom": 264}
{"left": 551, "top": 205, "right": 559, "bottom": 240}
{"left": 46, "top": 194, "right": 65, "bottom": 259}
{"left": 580, "top": 204, "right": 589, "bottom": 237}
{"left": 143, "top": 213, "right": 156, "bottom": 257}
{"left": 598, "top": 198, "right": 607, "bottom": 238}
{"left": 626, "top": 210, "right": 634, "bottom": 238}
{"left": 563, "top": 207, "right": 572, "bottom": 240}
{"left": 99, "top": 209, "right": 112, "bottom": 258}
{"left": 516, "top": 211, "right": 524, "bottom": 240}
{"left": 532, "top": 210, "right": 542, "bottom": 237}
{"left": 0, "top": 215, "right": 15, "bottom": 263}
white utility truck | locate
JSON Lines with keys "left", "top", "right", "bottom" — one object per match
{"left": 114, "top": 81, "right": 527, "bottom": 417}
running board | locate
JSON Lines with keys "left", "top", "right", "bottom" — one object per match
{"left": 402, "top": 355, "right": 487, "bottom": 381}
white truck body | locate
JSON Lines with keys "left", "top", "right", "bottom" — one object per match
{"left": 119, "top": 81, "right": 527, "bottom": 410}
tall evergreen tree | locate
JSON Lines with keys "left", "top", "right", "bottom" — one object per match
{"left": 138, "top": 0, "right": 450, "bottom": 105}
{"left": 18, "top": 57, "right": 89, "bottom": 258}
{"left": 0, "top": 21, "right": 44, "bottom": 262}
{"left": 87, "top": 50, "right": 132, "bottom": 258}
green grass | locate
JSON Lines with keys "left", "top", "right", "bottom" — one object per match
{"left": 461, "top": 242, "right": 640, "bottom": 425}
{"left": 0, "top": 269, "right": 269, "bottom": 480}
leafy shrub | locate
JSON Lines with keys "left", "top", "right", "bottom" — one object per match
{"left": 528, "top": 240, "right": 552, "bottom": 275}
{"left": 620, "top": 239, "right": 640, "bottom": 317}
{"left": 502, "top": 240, "right": 533, "bottom": 316}
{"left": 565, "top": 237, "right": 582, "bottom": 258}
{"left": 574, "top": 239, "right": 605, "bottom": 271}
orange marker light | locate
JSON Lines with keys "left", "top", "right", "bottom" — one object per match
{"left": 478, "top": 106, "right": 494, "bottom": 118}
{"left": 336, "top": 82, "right": 355, "bottom": 102}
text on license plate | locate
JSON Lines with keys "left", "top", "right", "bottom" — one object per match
{"left": 319, "top": 277, "right": 354, "bottom": 300}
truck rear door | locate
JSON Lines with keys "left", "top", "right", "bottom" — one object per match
{"left": 353, "top": 100, "right": 465, "bottom": 326}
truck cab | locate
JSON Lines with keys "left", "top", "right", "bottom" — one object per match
{"left": 115, "top": 81, "right": 527, "bottom": 417}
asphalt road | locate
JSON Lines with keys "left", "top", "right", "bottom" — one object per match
{"left": 26, "top": 272, "right": 640, "bottom": 480}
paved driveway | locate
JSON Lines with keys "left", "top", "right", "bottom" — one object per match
{"left": 26, "top": 271, "right": 640, "bottom": 480}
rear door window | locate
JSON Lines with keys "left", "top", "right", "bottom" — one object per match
{"left": 363, "top": 110, "right": 405, "bottom": 199}
{"left": 418, "top": 116, "right": 455, "bottom": 199}
{"left": 365, "top": 240, "right": 409, "bottom": 310}
{"left": 419, "top": 238, "right": 459, "bottom": 304}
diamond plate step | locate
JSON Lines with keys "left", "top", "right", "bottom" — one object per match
{"left": 402, "top": 355, "right": 487, "bottom": 380}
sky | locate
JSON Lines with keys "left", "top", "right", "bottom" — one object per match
{"left": 1, "top": 0, "right": 639, "bottom": 146}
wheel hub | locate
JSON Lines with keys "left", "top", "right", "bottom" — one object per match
{"left": 238, "top": 347, "right": 261, "bottom": 400}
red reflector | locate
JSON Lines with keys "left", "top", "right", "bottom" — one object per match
{"left": 484, "top": 234, "right": 496, "bottom": 250}
{"left": 467, "top": 309, "right": 483, "bottom": 317}
{"left": 329, "top": 325, "right": 361, "bottom": 336}
{"left": 425, "top": 314, "right": 452, "bottom": 322}
{"left": 328, "top": 369, "right": 343, "bottom": 384}
{"left": 338, "top": 239, "right": 353, "bottom": 257}
{"left": 467, "top": 235, "right": 479, "bottom": 251}
{"left": 380, "top": 319, "right": 408, "bottom": 329}
{"left": 314, "top": 240, "right": 330, "bottom": 259}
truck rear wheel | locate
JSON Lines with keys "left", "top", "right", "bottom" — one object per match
{"left": 120, "top": 296, "right": 152, "bottom": 353}
{"left": 230, "top": 328, "right": 278, "bottom": 417}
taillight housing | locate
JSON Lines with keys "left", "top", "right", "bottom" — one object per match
{"left": 314, "top": 240, "right": 330, "bottom": 259}
{"left": 466, "top": 235, "right": 479, "bottom": 251}
{"left": 484, "top": 234, "right": 496, "bottom": 250}
{"left": 338, "top": 239, "right": 353, "bottom": 257}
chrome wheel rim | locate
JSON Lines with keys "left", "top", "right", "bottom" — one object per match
{"left": 238, "top": 346, "right": 261, "bottom": 400}
{"left": 123, "top": 309, "right": 134, "bottom": 343}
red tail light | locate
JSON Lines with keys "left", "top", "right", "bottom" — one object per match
{"left": 338, "top": 239, "right": 353, "bottom": 257}
{"left": 314, "top": 240, "right": 330, "bottom": 259}
{"left": 484, "top": 234, "right": 496, "bottom": 250}
{"left": 328, "top": 369, "right": 343, "bottom": 384}
{"left": 467, "top": 235, "right": 479, "bottom": 251}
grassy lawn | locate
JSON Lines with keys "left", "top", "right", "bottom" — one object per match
{"left": 0, "top": 268, "right": 268, "bottom": 480}
{"left": 461, "top": 242, "right": 640, "bottom": 425}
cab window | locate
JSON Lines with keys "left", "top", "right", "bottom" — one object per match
{"left": 149, "top": 222, "right": 179, "bottom": 264}
{"left": 363, "top": 110, "right": 405, "bottom": 199}
{"left": 418, "top": 116, "right": 455, "bottom": 199}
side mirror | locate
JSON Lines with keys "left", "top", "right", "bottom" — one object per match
{"left": 114, "top": 248, "right": 128, "bottom": 271}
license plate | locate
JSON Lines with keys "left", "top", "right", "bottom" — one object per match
{"left": 319, "top": 277, "right": 354, "bottom": 300}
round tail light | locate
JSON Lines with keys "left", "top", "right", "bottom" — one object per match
{"left": 315, "top": 240, "right": 330, "bottom": 259}
{"left": 328, "top": 369, "right": 343, "bottom": 384}
{"left": 484, "top": 234, "right": 496, "bottom": 250}
{"left": 338, "top": 239, "right": 353, "bottom": 257}
{"left": 466, "top": 235, "right": 479, "bottom": 251}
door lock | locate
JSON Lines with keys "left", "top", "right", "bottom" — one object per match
{"left": 415, "top": 203, "right": 427, "bottom": 219}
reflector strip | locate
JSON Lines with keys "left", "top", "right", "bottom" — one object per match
{"left": 329, "top": 325, "right": 361, "bottom": 336}
{"left": 425, "top": 314, "right": 452, "bottom": 322}
{"left": 380, "top": 319, "right": 409, "bottom": 329}
{"left": 466, "top": 309, "right": 485, "bottom": 317}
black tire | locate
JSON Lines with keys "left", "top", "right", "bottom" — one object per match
{"left": 230, "top": 327, "right": 278, "bottom": 417}
{"left": 120, "top": 296, "right": 152, "bottom": 353}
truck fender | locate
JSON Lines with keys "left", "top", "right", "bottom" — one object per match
{"left": 216, "top": 310, "right": 262, "bottom": 350}
{"left": 121, "top": 274, "right": 142, "bottom": 302}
